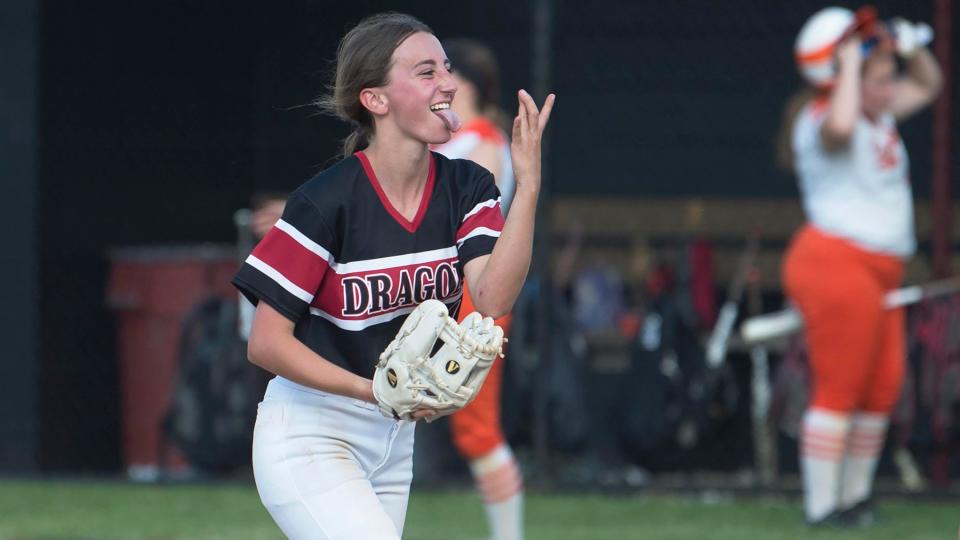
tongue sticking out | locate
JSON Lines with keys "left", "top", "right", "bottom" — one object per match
{"left": 433, "top": 108, "right": 462, "bottom": 133}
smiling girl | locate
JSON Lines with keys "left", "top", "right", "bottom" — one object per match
{"left": 232, "top": 13, "right": 554, "bottom": 539}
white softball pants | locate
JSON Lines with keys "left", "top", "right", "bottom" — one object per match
{"left": 252, "top": 377, "right": 416, "bottom": 539}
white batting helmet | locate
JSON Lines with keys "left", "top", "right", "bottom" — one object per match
{"left": 794, "top": 7, "right": 855, "bottom": 88}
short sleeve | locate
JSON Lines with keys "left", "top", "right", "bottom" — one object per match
{"left": 232, "top": 192, "right": 336, "bottom": 322}
{"left": 456, "top": 169, "right": 506, "bottom": 266}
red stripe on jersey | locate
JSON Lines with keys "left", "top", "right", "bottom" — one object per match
{"left": 253, "top": 227, "right": 330, "bottom": 294}
{"left": 456, "top": 204, "right": 504, "bottom": 243}
{"left": 356, "top": 151, "right": 435, "bottom": 234}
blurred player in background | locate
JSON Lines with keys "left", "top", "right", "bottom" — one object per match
{"left": 238, "top": 192, "right": 288, "bottom": 341}
{"left": 432, "top": 39, "right": 523, "bottom": 540}
{"left": 778, "top": 6, "right": 942, "bottom": 527}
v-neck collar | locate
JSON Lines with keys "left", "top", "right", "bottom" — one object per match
{"left": 356, "top": 150, "right": 435, "bottom": 234}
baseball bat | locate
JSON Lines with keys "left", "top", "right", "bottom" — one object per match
{"left": 740, "top": 276, "right": 960, "bottom": 345}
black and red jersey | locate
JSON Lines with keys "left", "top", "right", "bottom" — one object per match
{"left": 232, "top": 151, "right": 504, "bottom": 379}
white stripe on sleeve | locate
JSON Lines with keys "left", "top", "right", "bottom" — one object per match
{"left": 462, "top": 198, "right": 502, "bottom": 223}
{"left": 275, "top": 219, "right": 335, "bottom": 263}
{"left": 457, "top": 227, "right": 502, "bottom": 246}
{"left": 246, "top": 254, "right": 315, "bottom": 303}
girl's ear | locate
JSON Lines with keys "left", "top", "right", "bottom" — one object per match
{"left": 360, "top": 88, "right": 389, "bottom": 116}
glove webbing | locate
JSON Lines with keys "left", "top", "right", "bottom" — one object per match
{"left": 439, "top": 316, "right": 505, "bottom": 360}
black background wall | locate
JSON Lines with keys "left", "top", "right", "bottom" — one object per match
{"left": 1, "top": 0, "right": 39, "bottom": 472}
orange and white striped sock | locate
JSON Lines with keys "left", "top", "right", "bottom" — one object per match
{"left": 801, "top": 408, "right": 851, "bottom": 522}
{"left": 469, "top": 444, "right": 524, "bottom": 540}
{"left": 838, "top": 412, "right": 888, "bottom": 508}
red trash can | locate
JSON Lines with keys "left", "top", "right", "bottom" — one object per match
{"left": 106, "top": 245, "right": 239, "bottom": 481}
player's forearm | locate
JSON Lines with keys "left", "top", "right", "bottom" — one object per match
{"left": 824, "top": 62, "right": 860, "bottom": 141}
{"left": 248, "top": 329, "right": 375, "bottom": 402}
{"left": 905, "top": 48, "right": 943, "bottom": 96}
{"left": 472, "top": 186, "right": 538, "bottom": 317}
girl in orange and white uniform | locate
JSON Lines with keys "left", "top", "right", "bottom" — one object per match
{"left": 432, "top": 39, "right": 523, "bottom": 540}
{"left": 782, "top": 6, "right": 941, "bottom": 527}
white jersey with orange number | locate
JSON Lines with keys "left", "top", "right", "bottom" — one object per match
{"left": 434, "top": 117, "right": 515, "bottom": 216}
{"left": 793, "top": 98, "right": 915, "bottom": 257}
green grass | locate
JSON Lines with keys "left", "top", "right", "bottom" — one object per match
{"left": 0, "top": 480, "right": 956, "bottom": 539}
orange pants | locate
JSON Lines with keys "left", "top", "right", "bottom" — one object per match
{"left": 783, "top": 225, "right": 905, "bottom": 414}
{"left": 450, "top": 285, "right": 512, "bottom": 459}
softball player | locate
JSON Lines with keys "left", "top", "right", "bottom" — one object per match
{"left": 232, "top": 13, "right": 554, "bottom": 539}
{"left": 238, "top": 193, "right": 287, "bottom": 342}
{"left": 432, "top": 39, "right": 523, "bottom": 540}
{"left": 781, "top": 6, "right": 941, "bottom": 527}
